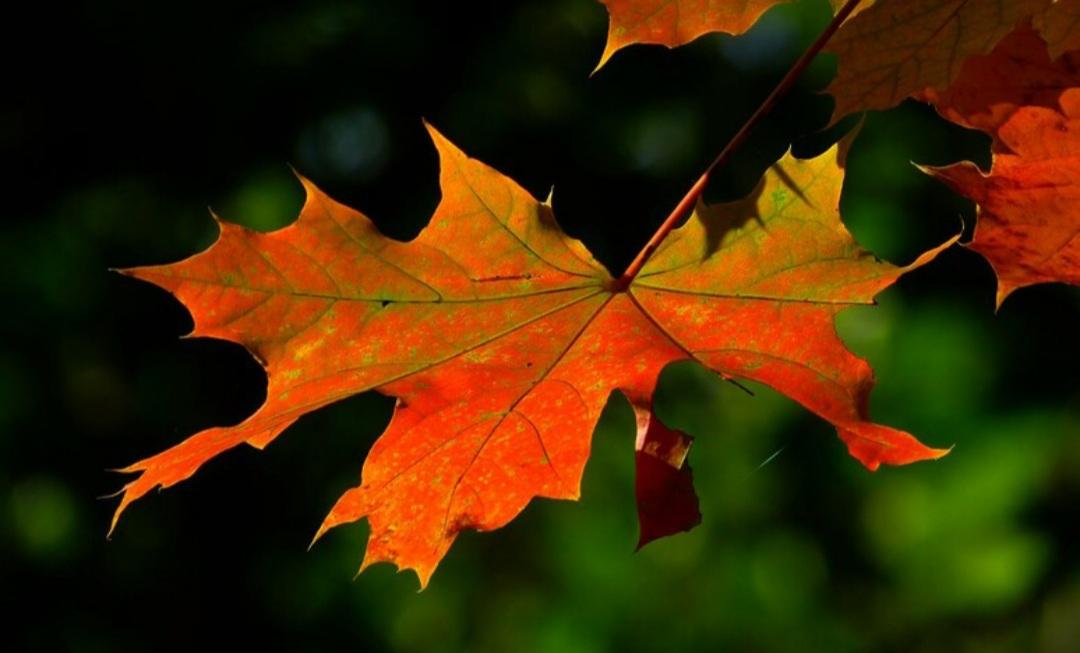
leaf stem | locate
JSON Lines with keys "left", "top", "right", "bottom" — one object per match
{"left": 615, "top": 0, "right": 863, "bottom": 289}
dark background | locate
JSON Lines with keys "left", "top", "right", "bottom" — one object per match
{"left": 3, "top": 0, "right": 1079, "bottom": 651}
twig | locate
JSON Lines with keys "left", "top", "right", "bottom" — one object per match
{"left": 615, "top": 0, "right": 863, "bottom": 289}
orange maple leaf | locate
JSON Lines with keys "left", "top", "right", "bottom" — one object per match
{"left": 925, "top": 88, "right": 1080, "bottom": 308}
{"left": 594, "top": 0, "right": 794, "bottom": 70}
{"left": 593, "top": 0, "right": 877, "bottom": 71}
{"left": 916, "top": 22, "right": 1080, "bottom": 307}
{"left": 114, "top": 125, "right": 953, "bottom": 587}
{"left": 916, "top": 24, "right": 1080, "bottom": 144}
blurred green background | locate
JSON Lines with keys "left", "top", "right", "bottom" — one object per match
{"left": 4, "top": 0, "right": 1079, "bottom": 651}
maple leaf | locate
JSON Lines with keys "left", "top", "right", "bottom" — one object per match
{"left": 914, "top": 21, "right": 1080, "bottom": 306}
{"left": 114, "top": 124, "right": 953, "bottom": 587}
{"left": 916, "top": 24, "right": 1080, "bottom": 144}
{"left": 594, "top": 0, "right": 794, "bottom": 70}
{"left": 593, "top": 0, "right": 876, "bottom": 71}
{"left": 824, "top": 0, "right": 1062, "bottom": 122}
{"left": 924, "top": 88, "right": 1080, "bottom": 307}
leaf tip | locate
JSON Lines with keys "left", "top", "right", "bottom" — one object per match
{"left": 422, "top": 119, "right": 449, "bottom": 147}
{"left": 106, "top": 491, "right": 134, "bottom": 540}
{"left": 590, "top": 39, "right": 618, "bottom": 76}
{"left": 206, "top": 206, "right": 225, "bottom": 226}
{"left": 836, "top": 116, "right": 866, "bottom": 169}
{"left": 932, "top": 444, "right": 955, "bottom": 460}
{"left": 910, "top": 161, "right": 935, "bottom": 176}
{"left": 839, "top": 423, "right": 952, "bottom": 470}
{"left": 307, "top": 525, "right": 328, "bottom": 552}
{"left": 422, "top": 120, "right": 466, "bottom": 172}
{"left": 109, "top": 266, "right": 137, "bottom": 278}
{"left": 994, "top": 283, "right": 1018, "bottom": 312}
{"left": 410, "top": 566, "right": 433, "bottom": 592}
{"left": 286, "top": 162, "right": 316, "bottom": 189}
{"left": 900, "top": 231, "right": 962, "bottom": 275}
{"left": 355, "top": 549, "right": 434, "bottom": 591}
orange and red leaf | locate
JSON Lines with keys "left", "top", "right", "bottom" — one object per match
{"left": 116, "top": 127, "right": 951, "bottom": 586}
